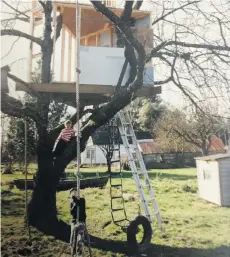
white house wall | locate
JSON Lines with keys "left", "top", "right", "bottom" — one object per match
{"left": 53, "top": 43, "right": 154, "bottom": 85}
{"left": 219, "top": 158, "right": 230, "bottom": 206}
{"left": 81, "top": 145, "right": 107, "bottom": 164}
{"left": 81, "top": 143, "right": 142, "bottom": 165}
{"left": 1, "top": 23, "right": 30, "bottom": 83}
{"left": 196, "top": 160, "right": 221, "bottom": 206}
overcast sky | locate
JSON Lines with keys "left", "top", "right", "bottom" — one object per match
{"left": 1, "top": 0, "right": 229, "bottom": 117}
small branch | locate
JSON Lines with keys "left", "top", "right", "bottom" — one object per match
{"left": 152, "top": 1, "right": 200, "bottom": 26}
{"left": 1, "top": 29, "right": 43, "bottom": 46}
{"left": 154, "top": 77, "right": 172, "bottom": 85}
{"left": 1, "top": 37, "right": 20, "bottom": 60}
{"left": 2, "top": 1, "right": 29, "bottom": 19}
{"left": 217, "top": 18, "right": 227, "bottom": 47}
{"left": 1, "top": 17, "right": 29, "bottom": 23}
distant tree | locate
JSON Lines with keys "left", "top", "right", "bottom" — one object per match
{"left": 1, "top": 116, "right": 36, "bottom": 173}
{"left": 155, "top": 106, "right": 225, "bottom": 155}
{"left": 127, "top": 96, "right": 165, "bottom": 133}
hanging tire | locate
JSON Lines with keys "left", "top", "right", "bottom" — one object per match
{"left": 127, "top": 215, "right": 152, "bottom": 253}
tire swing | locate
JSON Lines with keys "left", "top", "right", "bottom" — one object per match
{"left": 127, "top": 215, "right": 152, "bottom": 254}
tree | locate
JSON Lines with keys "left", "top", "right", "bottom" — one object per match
{"left": 127, "top": 96, "right": 165, "bottom": 132}
{"left": 155, "top": 106, "right": 226, "bottom": 155}
{"left": 1, "top": 116, "right": 36, "bottom": 172}
{"left": 1, "top": 0, "right": 230, "bottom": 242}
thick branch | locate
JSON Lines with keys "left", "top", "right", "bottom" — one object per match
{"left": 1, "top": 29, "right": 43, "bottom": 46}
{"left": 38, "top": 1, "right": 46, "bottom": 10}
{"left": 1, "top": 92, "right": 40, "bottom": 124}
{"left": 55, "top": 15, "right": 62, "bottom": 41}
{"left": 133, "top": 1, "right": 143, "bottom": 10}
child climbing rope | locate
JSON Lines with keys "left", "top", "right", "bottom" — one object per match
{"left": 53, "top": 120, "right": 76, "bottom": 157}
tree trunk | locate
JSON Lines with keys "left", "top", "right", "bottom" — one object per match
{"left": 201, "top": 141, "right": 208, "bottom": 156}
{"left": 28, "top": 140, "right": 71, "bottom": 242}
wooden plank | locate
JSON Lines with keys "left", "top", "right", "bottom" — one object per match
{"left": 96, "top": 34, "right": 99, "bottom": 46}
{"left": 109, "top": 27, "right": 113, "bottom": 47}
{"left": 28, "top": 12, "right": 34, "bottom": 82}
{"left": 54, "top": 2, "right": 150, "bottom": 15}
{"left": 85, "top": 37, "right": 88, "bottom": 45}
{"left": 1, "top": 66, "right": 10, "bottom": 93}
{"left": 15, "top": 81, "right": 161, "bottom": 97}
{"left": 32, "top": 53, "right": 42, "bottom": 59}
{"left": 52, "top": 3, "right": 57, "bottom": 80}
{"left": 68, "top": 32, "right": 72, "bottom": 81}
{"left": 60, "top": 25, "right": 65, "bottom": 81}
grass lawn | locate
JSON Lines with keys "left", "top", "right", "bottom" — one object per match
{"left": 1, "top": 166, "right": 230, "bottom": 257}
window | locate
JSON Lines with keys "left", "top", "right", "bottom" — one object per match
{"left": 86, "top": 150, "right": 90, "bottom": 159}
{"left": 91, "top": 149, "right": 95, "bottom": 159}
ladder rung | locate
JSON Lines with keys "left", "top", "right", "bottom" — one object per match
{"left": 111, "top": 184, "right": 122, "bottom": 187}
{"left": 114, "top": 218, "right": 126, "bottom": 223}
{"left": 111, "top": 196, "right": 123, "bottom": 199}
{"left": 109, "top": 147, "right": 119, "bottom": 150}
{"left": 110, "top": 160, "right": 120, "bottom": 164}
{"left": 112, "top": 208, "right": 124, "bottom": 212}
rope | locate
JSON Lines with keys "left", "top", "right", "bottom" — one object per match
{"left": 24, "top": 120, "right": 31, "bottom": 239}
{"left": 52, "top": 3, "right": 57, "bottom": 81}
{"left": 75, "top": 0, "right": 81, "bottom": 204}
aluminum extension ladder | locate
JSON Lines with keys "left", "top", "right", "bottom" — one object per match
{"left": 116, "top": 110, "right": 163, "bottom": 230}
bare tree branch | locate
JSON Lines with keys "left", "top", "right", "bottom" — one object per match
{"left": 2, "top": 0, "right": 29, "bottom": 19}
{"left": 38, "top": 1, "right": 46, "bottom": 10}
{"left": 152, "top": 1, "right": 200, "bottom": 26}
{"left": 1, "top": 29, "right": 43, "bottom": 46}
{"left": 1, "top": 36, "right": 20, "bottom": 60}
{"left": 1, "top": 92, "right": 39, "bottom": 124}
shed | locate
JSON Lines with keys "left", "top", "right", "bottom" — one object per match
{"left": 195, "top": 154, "right": 230, "bottom": 207}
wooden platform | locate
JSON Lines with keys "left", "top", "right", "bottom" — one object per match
{"left": 1, "top": 66, "right": 161, "bottom": 106}
{"left": 15, "top": 81, "right": 161, "bottom": 105}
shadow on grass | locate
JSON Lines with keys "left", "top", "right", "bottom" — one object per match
{"left": 79, "top": 171, "right": 197, "bottom": 181}
{"left": 90, "top": 235, "right": 230, "bottom": 257}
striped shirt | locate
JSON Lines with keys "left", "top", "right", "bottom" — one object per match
{"left": 57, "top": 128, "right": 76, "bottom": 142}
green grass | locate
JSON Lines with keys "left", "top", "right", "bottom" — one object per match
{"left": 1, "top": 167, "right": 230, "bottom": 256}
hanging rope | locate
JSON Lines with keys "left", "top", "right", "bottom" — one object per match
{"left": 24, "top": 119, "right": 31, "bottom": 239}
{"left": 75, "top": 0, "right": 81, "bottom": 205}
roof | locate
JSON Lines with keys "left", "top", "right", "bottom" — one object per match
{"left": 152, "top": 135, "right": 226, "bottom": 154}
{"left": 53, "top": 1, "right": 151, "bottom": 14}
{"left": 92, "top": 131, "right": 152, "bottom": 146}
{"left": 139, "top": 142, "right": 156, "bottom": 154}
{"left": 195, "top": 153, "right": 230, "bottom": 161}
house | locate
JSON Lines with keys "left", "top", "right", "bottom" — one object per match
{"left": 12, "top": 0, "right": 161, "bottom": 106}
{"left": 196, "top": 153, "right": 230, "bottom": 207}
{"left": 81, "top": 130, "right": 155, "bottom": 165}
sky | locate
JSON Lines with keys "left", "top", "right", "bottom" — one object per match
{"left": 1, "top": 0, "right": 230, "bottom": 118}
